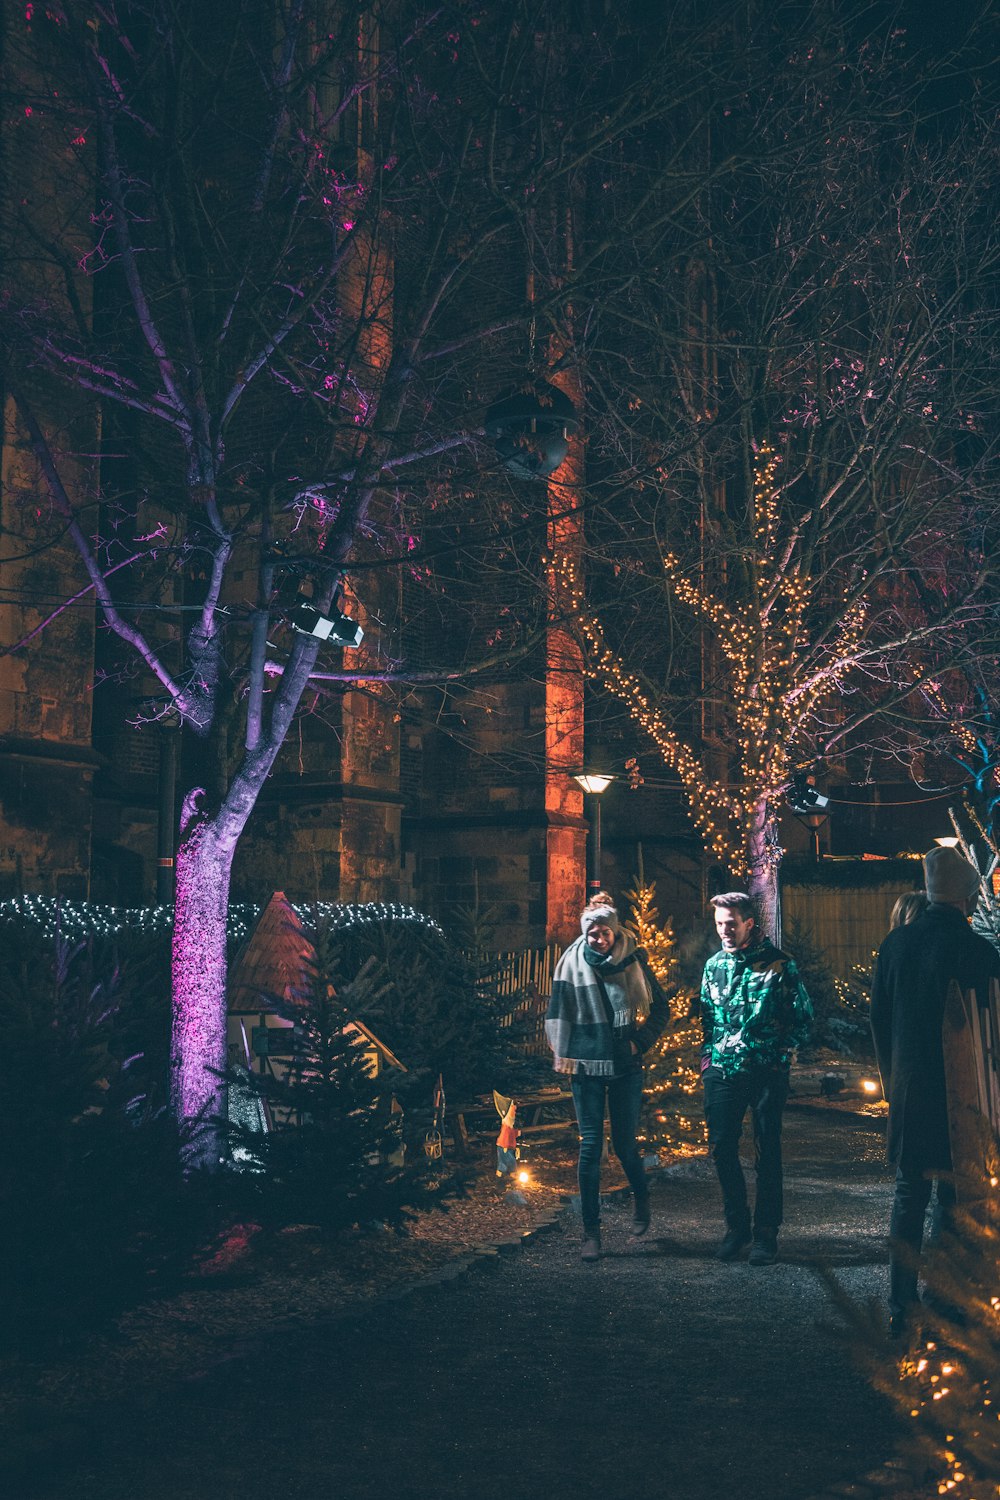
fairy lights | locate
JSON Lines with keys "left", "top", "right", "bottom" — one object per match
{"left": 558, "top": 442, "right": 870, "bottom": 880}
{"left": 890, "top": 1163, "right": 1000, "bottom": 1499}
{"left": 0, "top": 895, "right": 443, "bottom": 946}
{"left": 624, "top": 878, "right": 704, "bottom": 1152}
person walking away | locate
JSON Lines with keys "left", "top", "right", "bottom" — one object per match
{"left": 700, "top": 892, "right": 813, "bottom": 1266}
{"left": 889, "top": 890, "right": 929, "bottom": 930}
{"left": 871, "top": 845, "right": 1000, "bottom": 1338}
{"left": 546, "top": 892, "right": 673, "bottom": 1262}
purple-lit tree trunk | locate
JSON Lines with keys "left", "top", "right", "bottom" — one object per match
{"left": 16, "top": 1, "right": 943, "bottom": 1159}
{"left": 170, "top": 817, "right": 234, "bottom": 1160}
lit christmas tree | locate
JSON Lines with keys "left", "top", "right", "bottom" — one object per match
{"left": 862, "top": 1137, "right": 1000, "bottom": 1500}
{"left": 886, "top": 792, "right": 1000, "bottom": 1500}
{"left": 623, "top": 877, "right": 704, "bottom": 1157}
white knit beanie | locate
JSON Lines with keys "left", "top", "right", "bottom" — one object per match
{"left": 923, "top": 845, "right": 980, "bottom": 907}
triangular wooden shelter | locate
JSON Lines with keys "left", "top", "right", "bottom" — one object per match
{"left": 226, "top": 892, "right": 404, "bottom": 1076}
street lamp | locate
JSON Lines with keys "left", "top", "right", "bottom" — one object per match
{"left": 573, "top": 772, "right": 613, "bottom": 895}
{"left": 790, "top": 783, "right": 830, "bottom": 862}
{"left": 794, "top": 808, "right": 829, "bottom": 862}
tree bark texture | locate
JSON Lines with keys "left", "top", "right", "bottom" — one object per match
{"left": 170, "top": 815, "right": 237, "bottom": 1168}
{"left": 746, "top": 800, "right": 781, "bottom": 947}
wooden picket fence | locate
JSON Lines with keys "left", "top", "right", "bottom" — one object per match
{"left": 493, "top": 942, "right": 563, "bottom": 1056}
{"left": 945, "top": 978, "right": 1000, "bottom": 1160}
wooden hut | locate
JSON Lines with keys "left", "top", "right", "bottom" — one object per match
{"left": 227, "top": 891, "right": 404, "bottom": 1081}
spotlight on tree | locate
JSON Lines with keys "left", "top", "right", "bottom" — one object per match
{"left": 484, "top": 379, "right": 579, "bottom": 479}
{"left": 288, "top": 600, "right": 364, "bottom": 647}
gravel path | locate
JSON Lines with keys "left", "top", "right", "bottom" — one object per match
{"left": 15, "top": 1107, "right": 902, "bottom": 1500}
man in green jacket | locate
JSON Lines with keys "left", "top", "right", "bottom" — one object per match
{"left": 700, "top": 892, "right": 813, "bottom": 1265}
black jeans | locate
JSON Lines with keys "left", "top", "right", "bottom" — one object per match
{"left": 888, "top": 1164, "right": 957, "bottom": 1321}
{"left": 570, "top": 1069, "right": 647, "bottom": 1233}
{"left": 703, "top": 1066, "right": 789, "bottom": 1234}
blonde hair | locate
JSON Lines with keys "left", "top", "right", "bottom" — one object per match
{"left": 890, "top": 891, "right": 928, "bottom": 929}
{"left": 584, "top": 890, "right": 616, "bottom": 911}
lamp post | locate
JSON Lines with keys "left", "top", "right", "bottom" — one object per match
{"left": 574, "top": 772, "right": 613, "bottom": 896}
{"left": 794, "top": 808, "right": 829, "bottom": 862}
{"left": 790, "top": 781, "right": 831, "bottom": 863}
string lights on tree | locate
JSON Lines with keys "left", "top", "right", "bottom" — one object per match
{"left": 556, "top": 443, "right": 868, "bottom": 930}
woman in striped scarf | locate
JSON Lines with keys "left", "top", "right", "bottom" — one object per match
{"left": 546, "top": 892, "right": 673, "bottom": 1261}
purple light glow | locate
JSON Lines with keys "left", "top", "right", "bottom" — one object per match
{"left": 170, "top": 819, "right": 234, "bottom": 1168}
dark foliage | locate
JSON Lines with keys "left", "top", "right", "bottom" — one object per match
{"left": 0, "top": 921, "right": 225, "bottom": 1354}
{"left": 674, "top": 921, "right": 718, "bottom": 1002}
{"left": 227, "top": 926, "right": 443, "bottom": 1232}
{"left": 324, "top": 910, "right": 513, "bottom": 1100}
{"left": 782, "top": 919, "right": 873, "bottom": 1057}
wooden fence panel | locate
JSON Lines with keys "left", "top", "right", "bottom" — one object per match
{"left": 782, "top": 881, "right": 914, "bottom": 977}
{"left": 493, "top": 943, "right": 562, "bottom": 1056}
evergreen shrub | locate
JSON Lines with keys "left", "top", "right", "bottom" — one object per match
{"left": 323, "top": 906, "right": 511, "bottom": 1099}
{"left": 228, "top": 924, "right": 445, "bottom": 1232}
{"left": 781, "top": 919, "right": 872, "bottom": 1056}
{"left": 0, "top": 917, "right": 223, "bottom": 1353}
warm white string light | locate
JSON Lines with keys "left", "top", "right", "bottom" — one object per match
{"left": 558, "top": 442, "right": 869, "bottom": 874}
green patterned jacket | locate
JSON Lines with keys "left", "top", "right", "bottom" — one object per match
{"left": 700, "top": 938, "right": 812, "bottom": 1076}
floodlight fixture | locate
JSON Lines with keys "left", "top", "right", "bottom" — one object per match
{"left": 288, "top": 601, "right": 364, "bottom": 647}
{"left": 790, "top": 782, "right": 829, "bottom": 813}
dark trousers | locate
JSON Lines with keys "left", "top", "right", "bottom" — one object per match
{"left": 703, "top": 1066, "right": 789, "bottom": 1234}
{"left": 888, "top": 1164, "right": 957, "bottom": 1320}
{"left": 571, "top": 1070, "right": 647, "bottom": 1232}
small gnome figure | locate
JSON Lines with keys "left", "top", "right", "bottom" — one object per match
{"left": 493, "top": 1091, "right": 519, "bottom": 1178}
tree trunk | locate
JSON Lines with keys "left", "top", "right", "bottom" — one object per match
{"left": 170, "top": 810, "right": 237, "bottom": 1169}
{"left": 746, "top": 799, "right": 782, "bottom": 946}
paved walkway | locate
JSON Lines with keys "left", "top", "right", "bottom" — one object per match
{"left": 21, "top": 1108, "right": 905, "bottom": 1500}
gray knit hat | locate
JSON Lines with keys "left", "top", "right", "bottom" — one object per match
{"left": 581, "top": 903, "right": 621, "bottom": 936}
{"left": 923, "top": 845, "right": 980, "bottom": 907}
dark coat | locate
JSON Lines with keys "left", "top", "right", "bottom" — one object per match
{"left": 870, "top": 903, "right": 1000, "bottom": 1170}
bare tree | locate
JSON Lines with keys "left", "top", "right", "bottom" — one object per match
{"left": 0, "top": 0, "right": 702, "bottom": 1160}
{"left": 551, "top": 5, "right": 1000, "bottom": 935}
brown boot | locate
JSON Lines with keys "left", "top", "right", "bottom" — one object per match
{"left": 580, "top": 1229, "right": 602, "bottom": 1262}
{"left": 630, "top": 1188, "right": 651, "bottom": 1237}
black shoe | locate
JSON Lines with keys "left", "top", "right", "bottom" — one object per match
{"left": 715, "top": 1226, "right": 752, "bottom": 1261}
{"left": 748, "top": 1230, "right": 778, "bottom": 1266}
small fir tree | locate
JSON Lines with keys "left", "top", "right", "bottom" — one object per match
{"left": 623, "top": 878, "right": 704, "bottom": 1155}
{"left": 232, "top": 926, "right": 436, "bottom": 1232}
{"left": 0, "top": 916, "right": 221, "bottom": 1351}
{"left": 329, "top": 912, "right": 510, "bottom": 1100}
{"left": 781, "top": 919, "right": 872, "bottom": 1057}
{"left": 855, "top": 1133, "right": 1000, "bottom": 1500}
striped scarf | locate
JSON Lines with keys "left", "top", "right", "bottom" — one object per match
{"left": 545, "top": 931, "right": 651, "bottom": 1077}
